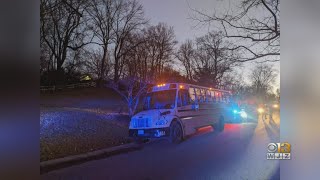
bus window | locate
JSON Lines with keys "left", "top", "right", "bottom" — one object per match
{"left": 221, "top": 92, "right": 226, "bottom": 103}
{"left": 143, "top": 96, "right": 151, "bottom": 110}
{"left": 178, "top": 89, "right": 190, "bottom": 107}
{"left": 220, "top": 92, "right": 224, "bottom": 102}
{"left": 210, "top": 90, "right": 215, "bottom": 102}
{"left": 189, "top": 87, "right": 196, "bottom": 103}
{"left": 200, "top": 89, "right": 205, "bottom": 102}
{"left": 205, "top": 89, "right": 211, "bottom": 102}
{"left": 195, "top": 88, "right": 202, "bottom": 103}
{"left": 143, "top": 89, "right": 176, "bottom": 109}
{"left": 225, "top": 93, "right": 230, "bottom": 103}
{"left": 216, "top": 91, "right": 221, "bottom": 102}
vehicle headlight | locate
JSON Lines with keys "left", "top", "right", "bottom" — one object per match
{"left": 156, "top": 119, "right": 168, "bottom": 126}
{"left": 240, "top": 111, "right": 248, "bottom": 118}
{"left": 257, "top": 108, "right": 264, "bottom": 113}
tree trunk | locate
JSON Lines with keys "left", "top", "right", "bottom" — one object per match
{"left": 97, "top": 49, "right": 107, "bottom": 87}
{"left": 114, "top": 58, "right": 119, "bottom": 82}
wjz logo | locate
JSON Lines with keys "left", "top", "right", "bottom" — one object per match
{"left": 267, "top": 142, "right": 291, "bottom": 160}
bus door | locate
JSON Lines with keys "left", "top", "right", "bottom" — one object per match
{"left": 195, "top": 88, "right": 211, "bottom": 127}
{"left": 192, "top": 87, "right": 210, "bottom": 128}
{"left": 211, "top": 91, "right": 224, "bottom": 122}
{"left": 177, "top": 88, "right": 198, "bottom": 135}
{"left": 201, "top": 89, "right": 216, "bottom": 125}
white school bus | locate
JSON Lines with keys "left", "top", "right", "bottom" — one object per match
{"left": 129, "top": 83, "right": 244, "bottom": 143}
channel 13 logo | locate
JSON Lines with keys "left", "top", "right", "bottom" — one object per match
{"left": 267, "top": 142, "right": 291, "bottom": 160}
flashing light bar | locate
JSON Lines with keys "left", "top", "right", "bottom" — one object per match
{"left": 157, "top": 84, "right": 166, "bottom": 87}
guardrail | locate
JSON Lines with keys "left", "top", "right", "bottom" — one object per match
{"left": 40, "top": 82, "right": 96, "bottom": 93}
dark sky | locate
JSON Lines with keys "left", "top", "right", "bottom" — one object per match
{"left": 138, "top": 0, "right": 221, "bottom": 43}
{"left": 137, "top": 0, "right": 280, "bottom": 92}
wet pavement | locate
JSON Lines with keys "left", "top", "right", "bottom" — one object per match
{"left": 42, "top": 113, "right": 280, "bottom": 180}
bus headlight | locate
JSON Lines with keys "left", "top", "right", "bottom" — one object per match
{"left": 156, "top": 119, "right": 168, "bottom": 126}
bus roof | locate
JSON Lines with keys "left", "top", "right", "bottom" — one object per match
{"left": 150, "top": 83, "right": 231, "bottom": 94}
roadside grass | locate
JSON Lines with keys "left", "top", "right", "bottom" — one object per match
{"left": 40, "top": 87, "right": 128, "bottom": 112}
{"left": 40, "top": 87, "right": 132, "bottom": 162}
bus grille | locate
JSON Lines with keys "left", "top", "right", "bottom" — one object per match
{"left": 133, "top": 118, "right": 151, "bottom": 128}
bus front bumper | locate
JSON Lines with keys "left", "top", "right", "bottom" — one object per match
{"left": 129, "top": 128, "right": 170, "bottom": 138}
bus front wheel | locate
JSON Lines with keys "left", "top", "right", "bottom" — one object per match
{"left": 170, "top": 121, "right": 183, "bottom": 143}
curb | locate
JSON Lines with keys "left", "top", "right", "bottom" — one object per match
{"left": 40, "top": 142, "right": 142, "bottom": 174}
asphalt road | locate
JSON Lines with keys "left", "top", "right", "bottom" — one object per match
{"left": 42, "top": 115, "right": 280, "bottom": 180}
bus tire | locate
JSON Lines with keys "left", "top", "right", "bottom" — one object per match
{"left": 169, "top": 121, "right": 183, "bottom": 143}
{"left": 215, "top": 116, "right": 225, "bottom": 132}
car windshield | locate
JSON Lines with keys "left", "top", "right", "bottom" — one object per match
{"left": 143, "top": 89, "right": 176, "bottom": 110}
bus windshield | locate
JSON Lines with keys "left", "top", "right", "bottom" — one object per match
{"left": 144, "top": 89, "right": 176, "bottom": 110}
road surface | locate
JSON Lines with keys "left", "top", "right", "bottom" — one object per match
{"left": 42, "top": 115, "right": 280, "bottom": 180}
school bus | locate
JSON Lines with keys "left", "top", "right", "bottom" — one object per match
{"left": 129, "top": 83, "right": 246, "bottom": 143}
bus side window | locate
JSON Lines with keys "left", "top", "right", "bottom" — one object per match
{"left": 178, "top": 89, "right": 190, "bottom": 107}
{"left": 202, "top": 89, "right": 206, "bottom": 102}
{"left": 211, "top": 90, "right": 216, "bottom": 102}
{"left": 214, "top": 91, "right": 217, "bottom": 102}
{"left": 195, "top": 88, "right": 201, "bottom": 103}
{"left": 189, "top": 87, "right": 196, "bottom": 104}
{"left": 216, "top": 92, "right": 221, "bottom": 103}
{"left": 226, "top": 94, "right": 230, "bottom": 103}
{"left": 221, "top": 93, "right": 225, "bottom": 103}
{"left": 205, "top": 90, "right": 211, "bottom": 102}
{"left": 199, "top": 89, "right": 203, "bottom": 103}
{"left": 224, "top": 93, "right": 228, "bottom": 103}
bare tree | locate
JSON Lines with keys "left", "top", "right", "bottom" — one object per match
{"left": 122, "top": 23, "right": 177, "bottom": 83}
{"left": 143, "top": 23, "right": 177, "bottom": 82}
{"left": 192, "top": 0, "right": 280, "bottom": 62}
{"left": 111, "top": 0, "right": 147, "bottom": 82}
{"left": 121, "top": 32, "right": 148, "bottom": 80}
{"left": 193, "top": 31, "right": 240, "bottom": 87}
{"left": 249, "top": 63, "right": 278, "bottom": 99}
{"left": 108, "top": 23, "right": 177, "bottom": 114}
{"left": 156, "top": 65, "right": 189, "bottom": 83}
{"left": 108, "top": 77, "right": 148, "bottom": 116}
{"left": 83, "top": 48, "right": 112, "bottom": 79}
{"left": 176, "top": 40, "right": 195, "bottom": 81}
{"left": 220, "top": 71, "right": 245, "bottom": 91}
{"left": 40, "top": 0, "right": 90, "bottom": 72}
{"left": 86, "top": 0, "right": 120, "bottom": 85}
{"left": 87, "top": 0, "right": 146, "bottom": 84}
